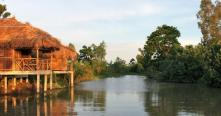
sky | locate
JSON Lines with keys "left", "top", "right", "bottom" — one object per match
{"left": 2, "top": 0, "right": 202, "bottom": 62}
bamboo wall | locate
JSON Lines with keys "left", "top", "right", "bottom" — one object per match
{"left": 0, "top": 49, "right": 13, "bottom": 70}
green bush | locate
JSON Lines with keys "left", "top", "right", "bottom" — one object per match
{"left": 74, "top": 62, "right": 94, "bottom": 80}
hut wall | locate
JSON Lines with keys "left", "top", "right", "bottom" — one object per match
{"left": 0, "top": 49, "right": 13, "bottom": 70}
{"left": 52, "top": 58, "right": 68, "bottom": 71}
{"left": 52, "top": 46, "right": 77, "bottom": 71}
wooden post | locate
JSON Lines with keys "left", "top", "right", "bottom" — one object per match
{"left": 70, "top": 87, "right": 74, "bottom": 106}
{"left": 49, "top": 97, "right": 53, "bottom": 115}
{"left": 20, "top": 78, "right": 22, "bottom": 83}
{"left": 50, "top": 51, "right": 53, "bottom": 90}
{"left": 37, "top": 98, "right": 40, "bottom": 116}
{"left": 12, "top": 97, "right": 17, "bottom": 107}
{"left": 36, "top": 47, "right": 40, "bottom": 93}
{"left": 44, "top": 75, "right": 48, "bottom": 92}
{"left": 70, "top": 72, "right": 74, "bottom": 87}
{"left": 25, "top": 97, "right": 29, "bottom": 115}
{"left": 20, "top": 99, "right": 23, "bottom": 107}
{"left": 4, "top": 76, "right": 7, "bottom": 94}
{"left": 37, "top": 74, "right": 40, "bottom": 93}
{"left": 50, "top": 51, "right": 53, "bottom": 70}
{"left": 36, "top": 48, "right": 39, "bottom": 70}
{"left": 13, "top": 77, "right": 16, "bottom": 90}
{"left": 4, "top": 96, "right": 7, "bottom": 113}
{"left": 12, "top": 49, "right": 15, "bottom": 70}
{"left": 26, "top": 77, "right": 29, "bottom": 83}
{"left": 44, "top": 100, "right": 48, "bottom": 116}
{"left": 50, "top": 72, "right": 53, "bottom": 90}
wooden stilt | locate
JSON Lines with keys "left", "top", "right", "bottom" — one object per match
{"left": 20, "top": 99, "right": 23, "bottom": 107}
{"left": 12, "top": 49, "right": 15, "bottom": 70}
{"left": 13, "top": 77, "right": 16, "bottom": 90}
{"left": 50, "top": 72, "right": 53, "bottom": 90}
{"left": 50, "top": 97, "right": 52, "bottom": 115}
{"left": 12, "top": 97, "right": 17, "bottom": 107}
{"left": 37, "top": 100, "right": 40, "bottom": 116}
{"left": 25, "top": 97, "right": 29, "bottom": 115}
{"left": 70, "top": 72, "right": 74, "bottom": 87}
{"left": 70, "top": 87, "right": 74, "bottom": 106}
{"left": 37, "top": 74, "right": 40, "bottom": 93}
{"left": 20, "top": 78, "right": 22, "bottom": 83}
{"left": 26, "top": 97, "right": 29, "bottom": 102}
{"left": 4, "top": 76, "right": 7, "bottom": 94}
{"left": 4, "top": 96, "right": 7, "bottom": 113}
{"left": 44, "top": 100, "right": 48, "bottom": 116}
{"left": 44, "top": 75, "right": 48, "bottom": 92}
{"left": 26, "top": 77, "right": 29, "bottom": 83}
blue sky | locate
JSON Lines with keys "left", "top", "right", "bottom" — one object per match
{"left": 3, "top": 0, "right": 202, "bottom": 62}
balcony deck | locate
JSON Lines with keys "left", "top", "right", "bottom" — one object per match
{"left": 0, "top": 57, "right": 74, "bottom": 94}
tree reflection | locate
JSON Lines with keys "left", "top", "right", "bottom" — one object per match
{"left": 144, "top": 80, "right": 221, "bottom": 116}
{"left": 75, "top": 90, "right": 106, "bottom": 112}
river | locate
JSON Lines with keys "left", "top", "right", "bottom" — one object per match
{"left": 0, "top": 75, "right": 221, "bottom": 116}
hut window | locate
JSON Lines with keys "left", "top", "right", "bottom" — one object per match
{"left": 18, "top": 49, "right": 32, "bottom": 58}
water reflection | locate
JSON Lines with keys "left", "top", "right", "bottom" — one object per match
{"left": 0, "top": 75, "right": 221, "bottom": 116}
{"left": 144, "top": 80, "right": 221, "bottom": 116}
{"left": 0, "top": 88, "right": 77, "bottom": 116}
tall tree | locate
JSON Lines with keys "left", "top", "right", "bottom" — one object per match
{"left": 143, "top": 25, "right": 181, "bottom": 62}
{"left": 0, "top": 4, "right": 11, "bottom": 19}
{"left": 211, "top": 1, "right": 221, "bottom": 44}
{"left": 197, "top": 0, "right": 214, "bottom": 45}
{"left": 79, "top": 45, "right": 94, "bottom": 63}
{"left": 91, "top": 41, "right": 106, "bottom": 61}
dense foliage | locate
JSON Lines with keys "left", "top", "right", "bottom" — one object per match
{"left": 128, "top": 0, "right": 221, "bottom": 87}
{"left": 70, "top": 0, "right": 221, "bottom": 88}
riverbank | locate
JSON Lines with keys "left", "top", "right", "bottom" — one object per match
{"left": 98, "top": 72, "right": 146, "bottom": 78}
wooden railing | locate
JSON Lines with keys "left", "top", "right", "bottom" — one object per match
{"left": 15, "top": 58, "right": 51, "bottom": 71}
{"left": 0, "top": 57, "right": 51, "bottom": 71}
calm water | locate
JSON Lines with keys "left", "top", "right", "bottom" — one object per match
{"left": 1, "top": 75, "right": 221, "bottom": 116}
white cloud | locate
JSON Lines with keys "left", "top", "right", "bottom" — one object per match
{"left": 65, "top": 3, "right": 164, "bottom": 23}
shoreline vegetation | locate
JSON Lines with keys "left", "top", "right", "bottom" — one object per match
{"left": 1, "top": 0, "right": 221, "bottom": 95}
{"left": 75, "top": 0, "right": 221, "bottom": 88}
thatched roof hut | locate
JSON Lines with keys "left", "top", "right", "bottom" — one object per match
{"left": 0, "top": 17, "right": 61, "bottom": 50}
{"left": 0, "top": 17, "right": 77, "bottom": 71}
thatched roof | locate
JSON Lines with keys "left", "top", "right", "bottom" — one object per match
{"left": 0, "top": 17, "right": 61, "bottom": 50}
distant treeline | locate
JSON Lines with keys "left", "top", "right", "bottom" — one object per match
{"left": 70, "top": 0, "right": 221, "bottom": 88}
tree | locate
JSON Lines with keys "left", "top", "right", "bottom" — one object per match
{"left": 109, "top": 57, "right": 128, "bottom": 73}
{"left": 129, "top": 58, "right": 136, "bottom": 65}
{"left": 92, "top": 41, "right": 106, "bottom": 61}
{"left": 143, "top": 25, "right": 181, "bottom": 65}
{"left": 78, "top": 42, "right": 107, "bottom": 75}
{"left": 211, "top": 1, "right": 221, "bottom": 44}
{"left": 197, "top": 0, "right": 221, "bottom": 87}
{"left": 79, "top": 45, "right": 94, "bottom": 63}
{"left": 0, "top": 4, "right": 11, "bottom": 19}
{"left": 196, "top": 0, "right": 221, "bottom": 45}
